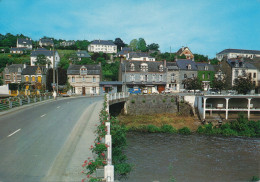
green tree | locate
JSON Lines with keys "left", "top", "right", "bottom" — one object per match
{"left": 210, "top": 58, "right": 219, "bottom": 65}
{"left": 182, "top": 77, "right": 202, "bottom": 93}
{"left": 0, "top": 76, "right": 3, "bottom": 86}
{"left": 233, "top": 76, "right": 254, "bottom": 94}
{"left": 212, "top": 76, "right": 226, "bottom": 94}
{"left": 137, "top": 38, "right": 147, "bottom": 52}
{"left": 129, "top": 39, "right": 138, "bottom": 51}
{"left": 114, "top": 38, "right": 125, "bottom": 51}
{"left": 35, "top": 54, "right": 49, "bottom": 65}
{"left": 147, "top": 43, "right": 159, "bottom": 51}
{"left": 194, "top": 53, "right": 208, "bottom": 62}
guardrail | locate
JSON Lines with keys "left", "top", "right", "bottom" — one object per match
{"left": 0, "top": 94, "right": 53, "bottom": 112}
{"left": 109, "top": 92, "right": 130, "bottom": 101}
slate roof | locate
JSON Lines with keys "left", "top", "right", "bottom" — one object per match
{"left": 176, "top": 47, "right": 193, "bottom": 55}
{"left": 117, "top": 47, "right": 132, "bottom": 56}
{"left": 31, "top": 48, "right": 57, "bottom": 57}
{"left": 121, "top": 61, "right": 166, "bottom": 72}
{"left": 196, "top": 62, "right": 215, "bottom": 71}
{"left": 128, "top": 52, "right": 153, "bottom": 59}
{"left": 76, "top": 50, "right": 91, "bottom": 58}
{"left": 10, "top": 47, "right": 27, "bottom": 51}
{"left": 176, "top": 59, "right": 197, "bottom": 70}
{"left": 21, "top": 66, "right": 47, "bottom": 75}
{"left": 166, "top": 62, "right": 178, "bottom": 70}
{"left": 67, "top": 64, "right": 101, "bottom": 75}
{"left": 90, "top": 40, "right": 115, "bottom": 46}
{"left": 5, "top": 64, "right": 23, "bottom": 73}
{"left": 17, "top": 38, "right": 32, "bottom": 46}
{"left": 40, "top": 38, "right": 54, "bottom": 44}
{"left": 227, "top": 59, "right": 257, "bottom": 69}
{"left": 217, "top": 49, "right": 260, "bottom": 55}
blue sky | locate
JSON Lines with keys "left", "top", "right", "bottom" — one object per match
{"left": 0, "top": 0, "right": 259, "bottom": 58}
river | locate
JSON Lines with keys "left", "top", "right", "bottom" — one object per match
{"left": 122, "top": 132, "right": 260, "bottom": 182}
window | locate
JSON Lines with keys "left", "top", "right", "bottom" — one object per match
{"left": 130, "top": 63, "right": 135, "bottom": 71}
{"left": 249, "top": 73, "right": 252, "bottom": 78}
{"left": 144, "top": 75, "right": 148, "bottom": 82}
{"left": 202, "top": 74, "right": 205, "bottom": 79}
{"left": 159, "top": 75, "right": 163, "bottom": 82}
{"left": 25, "top": 76, "right": 29, "bottom": 82}
{"left": 72, "top": 77, "right": 75, "bottom": 82}
{"left": 205, "top": 66, "right": 208, "bottom": 71}
{"left": 171, "top": 73, "right": 175, "bottom": 81}
{"left": 92, "top": 87, "right": 96, "bottom": 94}
{"left": 187, "top": 64, "right": 191, "bottom": 70}
{"left": 32, "top": 76, "right": 35, "bottom": 82}
{"left": 80, "top": 67, "right": 87, "bottom": 75}
{"left": 38, "top": 76, "right": 41, "bottom": 83}
{"left": 82, "top": 76, "right": 85, "bottom": 81}
{"left": 242, "top": 70, "right": 246, "bottom": 77}
{"left": 140, "top": 75, "right": 144, "bottom": 81}
{"left": 208, "top": 73, "right": 210, "bottom": 79}
{"left": 159, "top": 65, "right": 163, "bottom": 72}
{"left": 192, "top": 74, "right": 195, "bottom": 78}
{"left": 184, "top": 74, "right": 187, "bottom": 78}
{"left": 140, "top": 63, "right": 148, "bottom": 72}
{"left": 130, "top": 74, "right": 135, "bottom": 81}
{"left": 235, "top": 70, "right": 238, "bottom": 77}
{"left": 152, "top": 74, "right": 156, "bottom": 81}
{"left": 93, "top": 77, "right": 96, "bottom": 82}
{"left": 253, "top": 73, "right": 256, "bottom": 78}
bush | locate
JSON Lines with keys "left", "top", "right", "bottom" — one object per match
{"left": 142, "top": 99, "right": 146, "bottom": 103}
{"left": 147, "top": 124, "right": 160, "bottom": 133}
{"left": 131, "top": 99, "right": 135, "bottom": 104}
{"left": 162, "top": 99, "right": 166, "bottom": 103}
{"left": 178, "top": 127, "right": 191, "bottom": 135}
{"left": 161, "top": 124, "right": 177, "bottom": 133}
{"left": 250, "top": 176, "right": 260, "bottom": 181}
{"left": 171, "top": 98, "right": 175, "bottom": 102}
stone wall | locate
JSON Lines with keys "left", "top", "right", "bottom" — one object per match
{"left": 124, "top": 94, "right": 193, "bottom": 115}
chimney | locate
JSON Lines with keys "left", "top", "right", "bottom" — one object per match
{"left": 23, "top": 64, "right": 26, "bottom": 69}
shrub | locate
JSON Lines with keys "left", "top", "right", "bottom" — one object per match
{"left": 221, "top": 128, "right": 238, "bottom": 136}
{"left": 171, "top": 98, "right": 175, "bottom": 102}
{"left": 197, "top": 126, "right": 204, "bottom": 134}
{"left": 250, "top": 176, "right": 260, "bottom": 181}
{"left": 178, "top": 127, "right": 191, "bottom": 135}
{"left": 142, "top": 99, "right": 146, "bottom": 103}
{"left": 147, "top": 124, "right": 160, "bottom": 133}
{"left": 161, "top": 124, "right": 177, "bottom": 133}
{"left": 162, "top": 99, "right": 166, "bottom": 103}
{"left": 131, "top": 99, "right": 135, "bottom": 104}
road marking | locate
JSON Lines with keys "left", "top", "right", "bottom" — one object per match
{"left": 57, "top": 106, "right": 60, "bottom": 108}
{"left": 8, "top": 129, "right": 21, "bottom": 137}
{"left": 41, "top": 114, "right": 46, "bottom": 117}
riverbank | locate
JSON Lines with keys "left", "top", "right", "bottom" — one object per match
{"left": 118, "top": 113, "right": 260, "bottom": 137}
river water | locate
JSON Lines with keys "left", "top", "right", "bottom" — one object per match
{"left": 122, "top": 132, "right": 260, "bottom": 182}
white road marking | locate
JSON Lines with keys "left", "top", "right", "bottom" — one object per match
{"left": 8, "top": 129, "right": 21, "bottom": 137}
{"left": 41, "top": 114, "right": 46, "bottom": 117}
{"left": 57, "top": 106, "right": 60, "bottom": 108}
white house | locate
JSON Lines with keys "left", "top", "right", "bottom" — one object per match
{"left": 39, "top": 38, "right": 54, "bottom": 47}
{"left": 17, "top": 38, "right": 32, "bottom": 49}
{"left": 88, "top": 40, "right": 117, "bottom": 54}
{"left": 216, "top": 49, "right": 260, "bottom": 61}
{"left": 30, "top": 48, "right": 60, "bottom": 68}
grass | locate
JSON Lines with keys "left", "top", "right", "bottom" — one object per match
{"left": 118, "top": 113, "right": 199, "bottom": 131}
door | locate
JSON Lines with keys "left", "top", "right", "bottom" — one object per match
{"left": 157, "top": 85, "right": 165, "bottom": 93}
{"left": 82, "top": 87, "right": 85, "bottom": 95}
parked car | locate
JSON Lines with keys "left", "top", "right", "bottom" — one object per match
{"left": 129, "top": 87, "right": 141, "bottom": 94}
{"left": 162, "top": 88, "right": 174, "bottom": 94}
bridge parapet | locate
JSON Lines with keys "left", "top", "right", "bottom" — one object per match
{"left": 108, "top": 92, "right": 130, "bottom": 105}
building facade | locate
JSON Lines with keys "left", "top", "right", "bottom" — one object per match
{"left": 39, "top": 38, "right": 54, "bottom": 47}
{"left": 176, "top": 47, "right": 194, "bottom": 59}
{"left": 3, "top": 64, "right": 24, "bottom": 84}
{"left": 67, "top": 64, "right": 101, "bottom": 95}
{"left": 76, "top": 50, "right": 91, "bottom": 60}
{"left": 88, "top": 40, "right": 117, "bottom": 53}
{"left": 166, "top": 62, "right": 180, "bottom": 92}
{"left": 126, "top": 52, "right": 156, "bottom": 61}
{"left": 60, "top": 40, "right": 75, "bottom": 47}
{"left": 216, "top": 49, "right": 260, "bottom": 61}
{"left": 17, "top": 38, "right": 32, "bottom": 49}
{"left": 196, "top": 63, "right": 215, "bottom": 91}
{"left": 30, "top": 48, "right": 60, "bottom": 68}
{"left": 119, "top": 60, "right": 167, "bottom": 93}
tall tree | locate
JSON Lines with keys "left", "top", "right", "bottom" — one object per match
{"left": 182, "top": 77, "right": 202, "bottom": 93}
{"left": 233, "top": 76, "right": 254, "bottom": 94}
{"left": 194, "top": 54, "right": 208, "bottom": 62}
{"left": 35, "top": 54, "right": 49, "bottom": 65}
{"left": 147, "top": 43, "right": 159, "bottom": 51}
{"left": 114, "top": 38, "right": 125, "bottom": 51}
{"left": 212, "top": 76, "right": 226, "bottom": 94}
{"left": 137, "top": 38, "right": 147, "bottom": 52}
{"left": 129, "top": 39, "right": 138, "bottom": 51}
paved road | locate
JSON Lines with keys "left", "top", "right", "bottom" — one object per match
{"left": 0, "top": 96, "right": 103, "bottom": 182}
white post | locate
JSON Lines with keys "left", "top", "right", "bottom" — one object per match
{"left": 104, "top": 165, "right": 114, "bottom": 182}
{"left": 106, "top": 122, "right": 110, "bottom": 135}
{"left": 203, "top": 97, "right": 207, "bottom": 119}
{"left": 105, "top": 134, "right": 112, "bottom": 164}
{"left": 225, "top": 98, "right": 229, "bottom": 120}
{"left": 248, "top": 98, "right": 251, "bottom": 119}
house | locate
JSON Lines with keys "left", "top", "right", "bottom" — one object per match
{"left": 39, "top": 38, "right": 54, "bottom": 47}
{"left": 119, "top": 60, "right": 167, "bottom": 93}
{"left": 166, "top": 62, "right": 180, "bottom": 92}
{"left": 21, "top": 65, "right": 48, "bottom": 90}
{"left": 30, "top": 48, "right": 60, "bottom": 68}
{"left": 126, "top": 52, "right": 156, "bottom": 61}
{"left": 176, "top": 46, "right": 194, "bottom": 59}
{"left": 88, "top": 40, "right": 117, "bottom": 54}
{"left": 117, "top": 47, "right": 132, "bottom": 58}
{"left": 10, "top": 47, "right": 28, "bottom": 54}
{"left": 76, "top": 50, "right": 91, "bottom": 60}
{"left": 60, "top": 40, "right": 75, "bottom": 47}
{"left": 176, "top": 59, "right": 198, "bottom": 91}
{"left": 3, "top": 64, "right": 24, "bottom": 84}
{"left": 17, "top": 38, "right": 32, "bottom": 49}
{"left": 67, "top": 64, "right": 102, "bottom": 95}
{"left": 196, "top": 62, "right": 215, "bottom": 91}
{"left": 216, "top": 49, "right": 260, "bottom": 61}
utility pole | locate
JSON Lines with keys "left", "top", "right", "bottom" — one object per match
{"left": 56, "top": 67, "right": 59, "bottom": 94}
{"left": 52, "top": 45, "right": 55, "bottom": 92}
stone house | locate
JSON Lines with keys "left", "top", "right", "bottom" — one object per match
{"left": 176, "top": 59, "right": 198, "bottom": 91}
{"left": 117, "top": 47, "right": 132, "bottom": 58}
{"left": 176, "top": 46, "right": 194, "bottom": 59}
{"left": 67, "top": 64, "right": 101, "bottom": 95}
{"left": 88, "top": 40, "right": 117, "bottom": 54}
{"left": 60, "top": 40, "right": 75, "bottom": 47}
{"left": 119, "top": 60, "right": 167, "bottom": 93}
{"left": 21, "top": 65, "right": 48, "bottom": 90}
{"left": 10, "top": 47, "right": 27, "bottom": 54}
{"left": 166, "top": 62, "right": 180, "bottom": 92}
{"left": 196, "top": 63, "right": 215, "bottom": 91}
{"left": 30, "top": 48, "right": 60, "bottom": 68}
{"left": 3, "top": 64, "right": 24, "bottom": 84}
{"left": 76, "top": 50, "right": 91, "bottom": 60}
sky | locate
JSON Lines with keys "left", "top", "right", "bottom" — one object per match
{"left": 0, "top": 0, "right": 259, "bottom": 58}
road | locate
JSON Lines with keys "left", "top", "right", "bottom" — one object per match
{"left": 0, "top": 96, "right": 103, "bottom": 182}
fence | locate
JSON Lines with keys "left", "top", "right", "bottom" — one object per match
{"left": 0, "top": 94, "right": 53, "bottom": 112}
